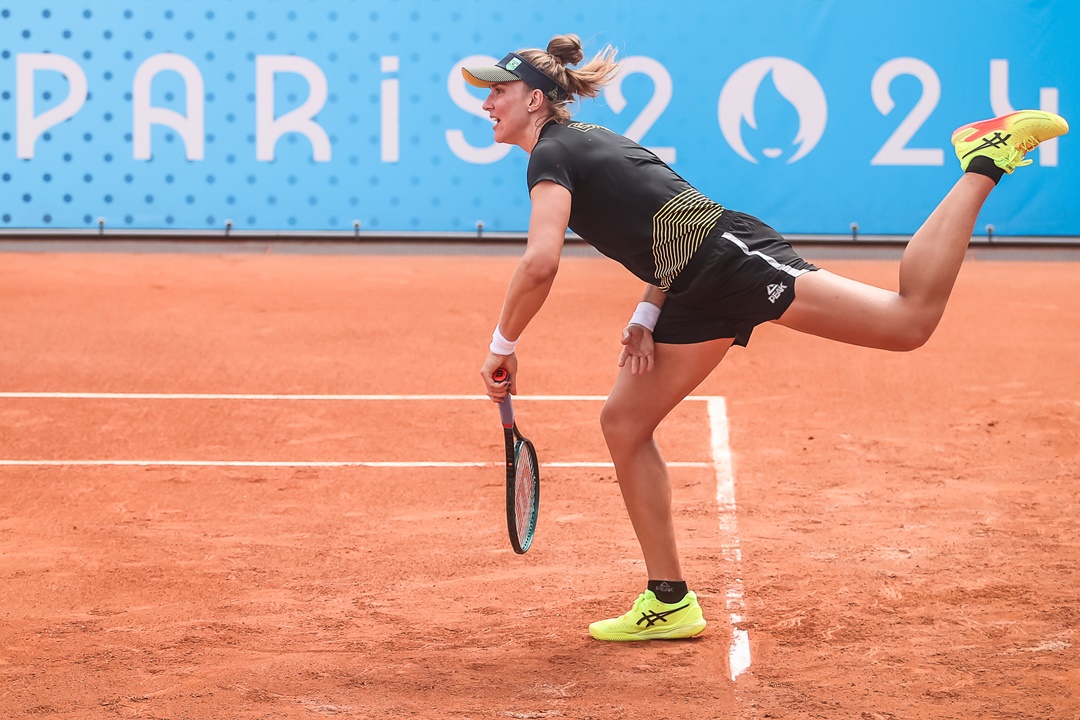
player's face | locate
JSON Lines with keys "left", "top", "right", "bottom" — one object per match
{"left": 482, "top": 81, "right": 534, "bottom": 147}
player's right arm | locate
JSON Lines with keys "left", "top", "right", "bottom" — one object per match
{"left": 481, "top": 180, "right": 572, "bottom": 398}
{"left": 498, "top": 180, "right": 570, "bottom": 339}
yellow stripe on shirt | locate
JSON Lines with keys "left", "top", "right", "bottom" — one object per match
{"left": 652, "top": 189, "right": 725, "bottom": 290}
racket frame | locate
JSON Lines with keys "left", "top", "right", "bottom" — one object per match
{"left": 495, "top": 378, "right": 540, "bottom": 554}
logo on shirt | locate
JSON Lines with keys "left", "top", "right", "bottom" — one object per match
{"left": 767, "top": 283, "right": 788, "bottom": 303}
{"left": 568, "top": 122, "right": 605, "bottom": 133}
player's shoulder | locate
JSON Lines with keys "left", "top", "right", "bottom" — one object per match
{"left": 536, "top": 121, "right": 627, "bottom": 156}
{"left": 530, "top": 121, "right": 634, "bottom": 175}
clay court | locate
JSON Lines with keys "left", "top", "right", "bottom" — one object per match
{"left": 1, "top": 242, "right": 1077, "bottom": 719}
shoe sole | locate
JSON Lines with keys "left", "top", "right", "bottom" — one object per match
{"left": 589, "top": 618, "right": 707, "bottom": 642}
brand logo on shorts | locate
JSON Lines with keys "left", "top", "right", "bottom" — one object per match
{"left": 767, "top": 283, "right": 788, "bottom": 303}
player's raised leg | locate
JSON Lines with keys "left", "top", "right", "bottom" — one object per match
{"left": 775, "top": 109, "right": 1069, "bottom": 350}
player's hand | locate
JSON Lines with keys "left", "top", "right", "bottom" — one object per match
{"left": 481, "top": 352, "right": 517, "bottom": 402}
{"left": 619, "top": 324, "right": 655, "bottom": 375}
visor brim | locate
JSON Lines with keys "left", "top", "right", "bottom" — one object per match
{"left": 461, "top": 66, "right": 521, "bottom": 88}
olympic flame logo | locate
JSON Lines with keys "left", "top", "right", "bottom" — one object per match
{"left": 718, "top": 57, "right": 828, "bottom": 164}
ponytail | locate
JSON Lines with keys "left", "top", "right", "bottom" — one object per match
{"left": 518, "top": 34, "right": 619, "bottom": 122}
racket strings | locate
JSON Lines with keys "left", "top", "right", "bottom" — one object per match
{"left": 514, "top": 442, "right": 538, "bottom": 540}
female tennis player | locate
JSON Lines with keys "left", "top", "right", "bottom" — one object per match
{"left": 470, "top": 34, "right": 1068, "bottom": 641}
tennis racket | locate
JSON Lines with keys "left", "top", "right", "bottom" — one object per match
{"left": 492, "top": 368, "right": 540, "bottom": 554}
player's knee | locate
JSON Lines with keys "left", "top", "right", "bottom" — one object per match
{"left": 600, "top": 401, "right": 653, "bottom": 450}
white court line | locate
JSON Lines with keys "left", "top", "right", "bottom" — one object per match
{"left": 0, "top": 460, "right": 711, "bottom": 468}
{"left": 0, "top": 392, "right": 714, "bottom": 468}
{"left": 0, "top": 392, "right": 610, "bottom": 401}
{"left": 0, "top": 391, "right": 721, "bottom": 403}
{"left": 708, "top": 397, "right": 752, "bottom": 682}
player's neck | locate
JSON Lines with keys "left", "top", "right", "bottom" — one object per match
{"left": 520, "top": 118, "right": 554, "bottom": 155}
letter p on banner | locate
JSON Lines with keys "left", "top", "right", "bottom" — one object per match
{"left": 16, "top": 54, "right": 88, "bottom": 160}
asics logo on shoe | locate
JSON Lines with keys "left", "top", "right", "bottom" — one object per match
{"left": 637, "top": 604, "right": 689, "bottom": 628}
{"left": 767, "top": 282, "right": 788, "bottom": 303}
{"left": 961, "top": 131, "right": 1012, "bottom": 159}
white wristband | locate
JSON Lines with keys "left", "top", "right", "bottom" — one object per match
{"left": 490, "top": 326, "right": 518, "bottom": 355}
{"left": 628, "top": 302, "right": 661, "bottom": 332}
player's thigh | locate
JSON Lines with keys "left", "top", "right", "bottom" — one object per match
{"left": 774, "top": 269, "right": 915, "bottom": 348}
{"left": 602, "top": 338, "right": 733, "bottom": 437}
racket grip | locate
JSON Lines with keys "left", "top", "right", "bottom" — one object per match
{"left": 498, "top": 396, "right": 514, "bottom": 428}
{"left": 492, "top": 368, "right": 514, "bottom": 427}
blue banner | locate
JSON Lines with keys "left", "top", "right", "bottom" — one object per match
{"left": 1, "top": 1, "right": 1077, "bottom": 236}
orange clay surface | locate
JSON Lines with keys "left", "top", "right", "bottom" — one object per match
{"left": 0, "top": 246, "right": 1078, "bottom": 719}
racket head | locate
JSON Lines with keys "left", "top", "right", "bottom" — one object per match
{"left": 506, "top": 435, "right": 540, "bottom": 554}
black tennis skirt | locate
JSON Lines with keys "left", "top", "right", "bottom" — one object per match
{"left": 653, "top": 211, "right": 818, "bottom": 347}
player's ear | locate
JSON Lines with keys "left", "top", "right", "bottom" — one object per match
{"left": 528, "top": 89, "right": 544, "bottom": 113}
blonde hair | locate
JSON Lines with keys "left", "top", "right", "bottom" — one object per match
{"left": 518, "top": 34, "right": 619, "bottom": 123}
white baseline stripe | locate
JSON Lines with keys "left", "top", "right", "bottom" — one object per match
{"left": 708, "top": 397, "right": 751, "bottom": 682}
{"left": 0, "top": 392, "right": 593, "bottom": 402}
{"left": 0, "top": 392, "right": 724, "bottom": 403}
{"left": 0, "top": 392, "right": 716, "bottom": 468}
{"left": 0, "top": 460, "right": 710, "bottom": 469}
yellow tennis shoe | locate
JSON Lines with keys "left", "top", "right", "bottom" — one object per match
{"left": 588, "top": 590, "right": 706, "bottom": 642}
{"left": 951, "top": 109, "right": 1069, "bottom": 174}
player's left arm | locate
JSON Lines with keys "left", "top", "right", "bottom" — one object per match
{"left": 619, "top": 284, "right": 665, "bottom": 374}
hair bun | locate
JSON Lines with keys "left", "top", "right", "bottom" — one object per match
{"left": 546, "top": 34, "right": 584, "bottom": 66}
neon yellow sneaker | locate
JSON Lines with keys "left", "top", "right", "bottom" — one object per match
{"left": 588, "top": 590, "right": 706, "bottom": 642}
{"left": 951, "top": 109, "right": 1069, "bottom": 174}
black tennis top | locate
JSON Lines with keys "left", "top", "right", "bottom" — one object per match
{"left": 526, "top": 121, "right": 724, "bottom": 290}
